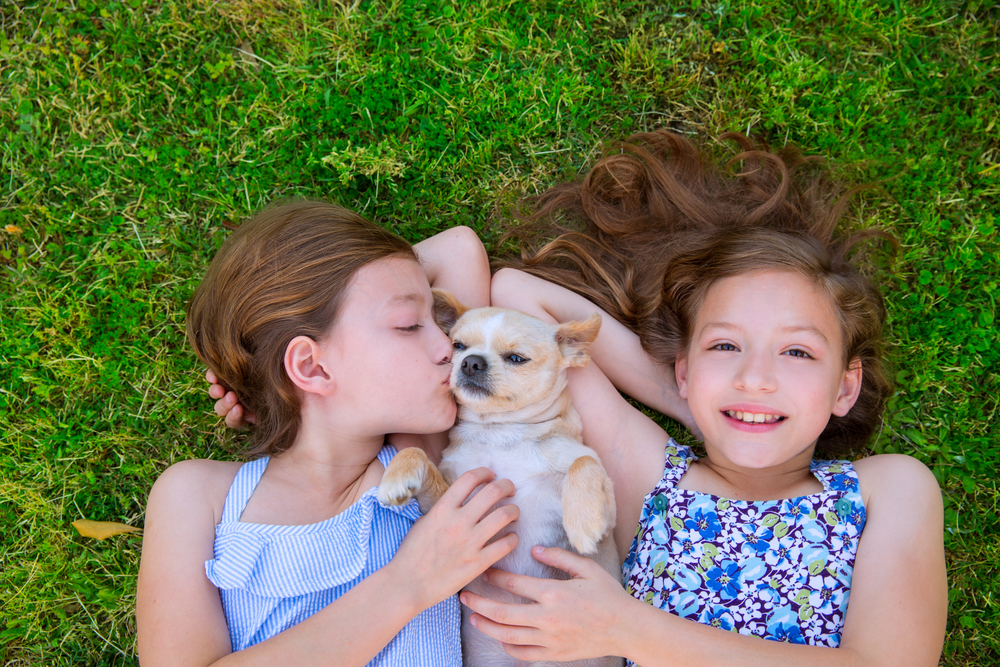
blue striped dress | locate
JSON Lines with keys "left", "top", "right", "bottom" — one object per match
{"left": 204, "top": 445, "right": 462, "bottom": 665}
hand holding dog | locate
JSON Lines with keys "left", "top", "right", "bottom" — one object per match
{"left": 392, "top": 467, "right": 521, "bottom": 613}
{"left": 461, "top": 545, "right": 634, "bottom": 663}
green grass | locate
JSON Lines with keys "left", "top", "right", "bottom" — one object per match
{"left": 1, "top": 0, "right": 996, "bottom": 663}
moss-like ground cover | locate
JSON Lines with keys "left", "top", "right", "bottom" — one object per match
{"left": 1, "top": 0, "right": 996, "bottom": 663}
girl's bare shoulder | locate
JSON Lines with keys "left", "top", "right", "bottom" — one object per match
{"left": 147, "top": 459, "right": 244, "bottom": 526}
{"left": 852, "top": 453, "right": 941, "bottom": 507}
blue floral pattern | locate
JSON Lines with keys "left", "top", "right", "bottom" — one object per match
{"left": 622, "top": 442, "right": 865, "bottom": 659}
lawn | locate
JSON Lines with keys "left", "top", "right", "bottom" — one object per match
{"left": 0, "top": 0, "right": 997, "bottom": 664}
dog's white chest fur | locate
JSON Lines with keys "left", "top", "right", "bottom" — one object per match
{"left": 442, "top": 417, "right": 622, "bottom": 667}
{"left": 442, "top": 422, "right": 584, "bottom": 578}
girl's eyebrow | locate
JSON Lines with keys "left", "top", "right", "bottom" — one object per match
{"left": 777, "top": 325, "right": 830, "bottom": 345}
{"left": 386, "top": 292, "right": 423, "bottom": 307}
{"left": 699, "top": 321, "right": 741, "bottom": 335}
{"left": 700, "top": 322, "right": 830, "bottom": 345}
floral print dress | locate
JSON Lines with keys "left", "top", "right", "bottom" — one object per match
{"left": 622, "top": 441, "right": 866, "bottom": 659}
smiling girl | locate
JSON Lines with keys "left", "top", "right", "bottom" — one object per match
{"left": 136, "top": 201, "right": 519, "bottom": 666}
{"left": 477, "top": 131, "right": 947, "bottom": 665}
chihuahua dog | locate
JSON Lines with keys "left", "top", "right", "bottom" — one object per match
{"left": 378, "top": 291, "right": 621, "bottom": 667}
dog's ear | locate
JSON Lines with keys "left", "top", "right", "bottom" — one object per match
{"left": 556, "top": 313, "right": 601, "bottom": 367}
{"left": 432, "top": 289, "right": 469, "bottom": 335}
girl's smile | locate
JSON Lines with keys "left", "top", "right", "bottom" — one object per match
{"left": 721, "top": 403, "right": 787, "bottom": 432}
{"left": 676, "top": 269, "right": 862, "bottom": 475}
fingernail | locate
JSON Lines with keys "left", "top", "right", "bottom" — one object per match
{"left": 481, "top": 572, "right": 489, "bottom": 583}
{"left": 459, "top": 594, "right": 467, "bottom": 606}
{"left": 470, "top": 615, "right": 478, "bottom": 628}
{"left": 533, "top": 546, "right": 544, "bottom": 556}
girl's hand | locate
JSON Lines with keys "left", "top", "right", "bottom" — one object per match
{"left": 460, "top": 546, "right": 631, "bottom": 662}
{"left": 205, "top": 368, "right": 255, "bottom": 428}
{"left": 393, "top": 467, "right": 521, "bottom": 612}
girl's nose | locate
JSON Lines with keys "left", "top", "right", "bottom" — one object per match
{"left": 734, "top": 350, "right": 777, "bottom": 393}
{"left": 431, "top": 322, "right": 453, "bottom": 365}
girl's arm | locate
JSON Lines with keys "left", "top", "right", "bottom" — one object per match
{"left": 137, "top": 462, "right": 519, "bottom": 667}
{"left": 491, "top": 268, "right": 697, "bottom": 435}
{"left": 208, "top": 226, "right": 491, "bottom": 435}
{"left": 413, "top": 224, "right": 490, "bottom": 309}
{"left": 460, "top": 454, "right": 946, "bottom": 666}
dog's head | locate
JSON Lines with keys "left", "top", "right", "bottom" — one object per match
{"left": 433, "top": 290, "right": 601, "bottom": 421}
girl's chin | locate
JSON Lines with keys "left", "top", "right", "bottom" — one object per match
{"left": 714, "top": 442, "right": 817, "bottom": 471}
{"left": 421, "top": 401, "right": 458, "bottom": 434}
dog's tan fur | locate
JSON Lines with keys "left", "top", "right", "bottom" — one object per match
{"left": 377, "top": 447, "right": 449, "bottom": 513}
{"left": 563, "top": 455, "right": 617, "bottom": 556}
{"left": 378, "top": 291, "right": 622, "bottom": 667}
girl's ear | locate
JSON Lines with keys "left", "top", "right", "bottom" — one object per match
{"left": 832, "top": 357, "right": 863, "bottom": 417}
{"left": 285, "top": 335, "right": 335, "bottom": 396}
{"left": 675, "top": 355, "right": 689, "bottom": 400}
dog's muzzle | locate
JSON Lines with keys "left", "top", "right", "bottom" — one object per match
{"left": 457, "top": 354, "right": 492, "bottom": 396}
{"left": 461, "top": 354, "right": 488, "bottom": 377}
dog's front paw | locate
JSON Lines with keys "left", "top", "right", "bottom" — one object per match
{"left": 563, "top": 455, "right": 616, "bottom": 555}
{"left": 377, "top": 467, "right": 423, "bottom": 506}
{"left": 564, "top": 504, "right": 609, "bottom": 555}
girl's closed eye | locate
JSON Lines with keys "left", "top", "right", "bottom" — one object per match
{"left": 397, "top": 323, "right": 424, "bottom": 333}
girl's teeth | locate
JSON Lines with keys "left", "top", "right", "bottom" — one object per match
{"left": 728, "top": 410, "right": 780, "bottom": 424}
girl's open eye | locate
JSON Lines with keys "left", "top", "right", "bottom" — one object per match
{"left": 710, "top": 342, "right": 739, "bottom": 352}
{"left": 453, "top": 341, "right": 466, "bottom": 351}
{"left": 504, "top": 353, "right": 529, "bottom": 364}
{"left": 397, "top": 324, "right": 423, "bottom": 333}
{"left": 784, "top": 348, "right": 813, "bottom": 359}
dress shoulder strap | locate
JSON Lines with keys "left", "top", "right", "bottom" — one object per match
{"left": 660, "top": 439, "right": 694, "bottom": 489}
{"left": 810, "top": 459, "right": 860, "bottom": 493}
{"left": 811, "top": 459, "right": 865, "bottom": 522}
{"left": 220, "top": 457, "right": 270, "bottom": 524}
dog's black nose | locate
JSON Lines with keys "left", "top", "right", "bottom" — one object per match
{"left": 461, "top": 354, "right": 488, "bottom": 377}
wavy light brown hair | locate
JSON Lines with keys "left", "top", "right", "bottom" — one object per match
{"left": 507, "top": 131, "right": 894, "bottom": 458}
{"left": 187, "top": 200, "right": 415, "bottom": 458}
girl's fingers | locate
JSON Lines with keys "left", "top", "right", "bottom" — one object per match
{"left": 205, "top": 368, "right": 218, "bottom": 384}
{"left": 461, "top": 589, "right": 533, "bottom": 628}
{"left": 475, "top": 503, "right": 519, "bottom": 539}
{"left": 441, "top": 467, "right": 496, "bottom": 507}
{"left": 530, "top": 545, "right": 595, "bottom": 579}
{"left": 479, "top": 532, "right": 519, "bottom": 565}
{"left": 213, "top": 391, "right": 235, "bottom": 417}
{"left": 466, "top": 608, "right": 542, "bottom": 648}
{"left": 498, "top": 643, "right": 546, "bottom": 662}
{"left": 462, "top": 477, "right": 517, "bottom": 516}
{"left": 224, "top": 404, "right": 244, "bottom": 429}
{"left": 481, "top": 568, "right": 545, "bottom": 603}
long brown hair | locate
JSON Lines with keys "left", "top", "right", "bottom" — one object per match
{"left": 506, "top": 131, "right": 894, "bottom": 458}
{"left": 186, "top": 200, "right": 415, "bottom": 458}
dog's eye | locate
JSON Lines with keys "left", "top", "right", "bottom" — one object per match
{"left": 505, "top": 353, "right": 528, "bottom": 364}
{"left": 453, "top": 341, "right": 466, "bottom": 351}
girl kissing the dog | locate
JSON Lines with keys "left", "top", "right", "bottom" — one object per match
{"left": 136, "top": 201, "right": 520, "bottom": 665}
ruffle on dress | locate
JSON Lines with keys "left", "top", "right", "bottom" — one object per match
{"left": 205, "top": 488, "right": 422, "bottom": 598}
